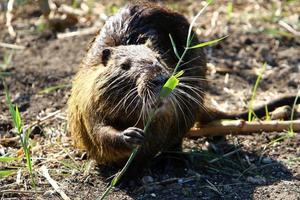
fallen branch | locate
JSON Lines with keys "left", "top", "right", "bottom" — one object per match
{"left": 186, "top": 119, "right": 300, "bottom": 138}
{"left": 41, "top": 165, "right": 70, "bottom": 200}
{"left": 57, "top": 26, "right": 99, "bottom": 39}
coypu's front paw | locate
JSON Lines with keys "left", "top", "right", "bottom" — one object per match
{"left": 121, "top": 127, "right": 145, "bottom": 148}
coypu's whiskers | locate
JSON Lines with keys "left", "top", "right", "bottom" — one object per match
{"left": 125, "top": 88, "right": 138, "bottom": 111}
{"left": 175, "top": 87, "right": 203, "bottom": 107}
{"left": 141, "top": 93, "right": 147, "bottom": 126}
{"left": 177, "top": 82, "right": 206, "bottom": 96}
{"left": 178, "top": 76, "right": 208, "bottom": 82}
{"left": 173, "top": 90, "right": 194, "bottom": 119}
{"left": 127, "top": 94, "right": 140, "bottom": 117}
{"left": 176, "top": 85, "right": 211, "bottom": 116}
{"left": 101, "top": 74, "right": 126, "bottom": 90}
{"left": 169, "top": 94, "right": 181, "bottom": 131}
{"left": 102, "top": 82, "right": 127, "bottom": 109}
{"left": 178, "top": 55, "right": 204, "bottom": 68}
{"left": 170, "top": 92, "right": 189, "bottom": 129}
{"left": 147, "top": 89, "right": 157, "bottom": 107}
{"left": 123, "top": 87, "right": 138, "bottom": 108}
{"left": 133, "top": 100, "right": 144, "bottom": 127}
{"left": 172, "top": 90, "right": 194, "bottom": 119}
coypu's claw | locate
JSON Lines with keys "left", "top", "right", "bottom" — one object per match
{"left": 121, "top": 127, "right": 145, "bottom": 148}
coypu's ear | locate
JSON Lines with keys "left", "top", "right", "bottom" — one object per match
{"left": 101, "top": 48, "right": 111, "bottom": 66}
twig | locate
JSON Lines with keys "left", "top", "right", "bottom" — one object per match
{"left": 41, "top": 165, "right": 70, "bottom": 200}
{"left": 278, "top": 20, "right": 300, "bottom": 36}
{"left": 0, "top": 190, "right": 44, "bottom": 194}
{"left": 0, "top": 42, "right": 25, "bottom": 50}
{"left": 0, "top": 136, "right": 19, "bottom": 144}
{"left": 57, "top": 27, "right": 99, "bottom": 39}
{"left": 186, "top": 120, "right": 300, "bottom": 138}
{"left": 58, "top": 4, "right": 87, "bottom": 16}
{"left": 6, "top": 0, "right": 16, "bottom": 38}
{"left": 33, "top": 110, "right": 61, "bottom": 126}
{"left": 208, "top": 148, "right": 241, "bottom": 163}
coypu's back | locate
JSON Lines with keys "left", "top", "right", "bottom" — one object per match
{"left": 68, "top": 3, "right": 207, "bottom": 165}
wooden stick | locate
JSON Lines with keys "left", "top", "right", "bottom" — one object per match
{"left": 278, "top": 20, "right": 300, "bottom": 36}
{"left": 0, "top": 190, "right": 44, "bottom": 194}
{"left": 41, "top": 165, "right": 70, "bottom": 200}
{"left": 0, "top": 42, "right": 25, "bottom": 50}
{"left": 186, "top": 120, "right": 300, "bottom": 138}
{"left": 58, "top": 4, "right": 87, "bottom": 16}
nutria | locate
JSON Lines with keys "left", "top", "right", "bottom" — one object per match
{"left": 68, "top": 3, "right": 299, "bottom": 166}
{"left": 68, "top": 2, "right": 206, "bottom": 165}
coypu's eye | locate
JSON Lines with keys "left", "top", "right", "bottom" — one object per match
{"left": 101, "top": 49, "right": 111, "bottom": 66}
{"left": 120, "top": 60, "right": 131, "bottom": 70}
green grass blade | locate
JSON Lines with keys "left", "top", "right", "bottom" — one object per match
{"left": 0, "top": 156, "right": 20, "bottom": 162}
{"left": 288, "top": 89, "right": 300, "bottom": 136}
{"left": 169, "top": 34, "right": 181, "bottom": 60}
{"left": 4, "top": 82, "right": 35, "bottom": 186}
{"left": 24, "top": 129, "right": 35, "bottom": 186}
{"left": 160, "top": 71, "right": 184, "bottom": 98}
{"left": 0, "top": 169, "right": 17, "bottom": 178}
{"left": 186, "top": 1, "right": 211, "bottom": 46}
{"left": 189, "top": 36, "right": 228, "bottom": 49}
{"left": 265, "top": 105, "right": 270, "bottom": 121}
{"left": 248, "top": 63, "right": 266, "bottom": 121}
{"left": 39, "top": 84, "right": 71, "bottom": 94}
{"left": 4, "top": 84, "right": 22, "bottom": 133}
{"left": 15, "top": 106, "right": 22, "bottom": 133}
{"left": 226, "top": 2, "right": 233, "bottom": 20}
{"left": 159, "top": 76, "right": 179, "bottom": 98}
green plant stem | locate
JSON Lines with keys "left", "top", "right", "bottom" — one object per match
{"left": 4, "top": 82, "right": 35, "bottom": 186}
{"left": 173, "top": 46, "right": 189, "bottom": 76}
{"left": 248, "top": 63, "right": 266, "bottom": 121}
{"left": 288, "top": 89, "right": 300, "bottom": 135}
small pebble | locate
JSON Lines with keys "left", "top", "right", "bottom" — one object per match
{"left": 43, "top": 190, "right": 56, "bottom": 197}
{"left": 150, "top": 193, "right": 156, "bottom": 197}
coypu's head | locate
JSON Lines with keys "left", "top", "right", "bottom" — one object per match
{"left": 87, "top": 43, "right": 172, "bottom": 123}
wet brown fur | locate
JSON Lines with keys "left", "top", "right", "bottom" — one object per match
{"left": 68, "top": 3, "right": 207, "bottom": 165}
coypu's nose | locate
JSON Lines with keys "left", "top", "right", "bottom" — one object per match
{"left": 149, "top": 76, "right": 168, "bottom": 86}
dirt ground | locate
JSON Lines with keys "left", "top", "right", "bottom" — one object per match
{"left": 0, "top": 0, "right": 300, "bottom": 199}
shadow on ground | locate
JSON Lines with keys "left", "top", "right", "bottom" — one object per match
{"left": 96, "top": 139, "right": 294, "bottom": 200}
